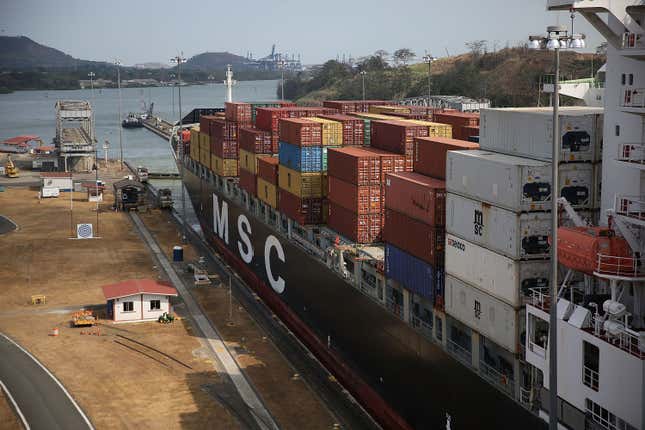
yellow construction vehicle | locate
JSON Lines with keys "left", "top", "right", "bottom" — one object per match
{"left": 5, "top": 156, "right": 19, "bottom": 178}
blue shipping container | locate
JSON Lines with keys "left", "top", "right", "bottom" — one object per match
{"left": 279, "top": 142, "right": 322, "bottom": 172}
{"left": 385, "top": 243, "right": 443, "bottom": 300}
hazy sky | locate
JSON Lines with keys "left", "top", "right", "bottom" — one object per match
{"left": 1, "top": 0, "right": 602, "bottom": 66}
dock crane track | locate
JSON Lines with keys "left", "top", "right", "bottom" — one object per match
{"left": 114, "top": 334, "right": 193, "bottom": 370}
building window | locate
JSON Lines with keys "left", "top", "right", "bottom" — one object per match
{"left": 615, "top": 125, "right": 620, "bottom": 137}
{"left": 123, "top": 301, "right": 134, "bottom": 312}
{"left": 585, "top": 399, "right": 636, "bottom": 430}
{"left": 582, "top": 341, "right": 599, "bottom": 391}
{"left": 528, "top": 314, "right": 549, "bottom": 358}
{"left": 628, "top": 74, "right": 633, "bottom": 86}
{"left": 150, "top": 300, "right": 161, "bottom": 310}
{"left": 621, "top": 74, "right": 626, "bottom": 85}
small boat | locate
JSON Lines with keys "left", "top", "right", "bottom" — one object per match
{"left": 122, "top": 113, "right": 144, "bottom": 128}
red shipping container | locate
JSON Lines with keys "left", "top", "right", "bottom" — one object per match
{"left": 318, "top": 114, "right": 365, "bottom": 146}
{"left": 383, "top": 209, "right": 444, "bottom": 266}
{"left": 385, "top": 172, "right": 446, "bottom": 226}
{"left": 379, "top": 151, "right": 408, "bottom": 177}
{"left": 327, "top": 147, "right": 381, "bottom": 186}
{"left": 257, "top": 156, "right": 279, "bottom": 185}
{"left": 225, "top": 102, "right": 252, "bottom": 125}
{"left": 413, "top": 136, "right": 479, "bottom": 180}
{"left": 322, "top": 100, "right": 393, "bottom": 114}
{"left": 239, "top": 168, "right": 257, "bottom": 196}
{"left": 328, "top": 176, "right": 382, "bottom": 214}
{"left": 239, "top": 127, "right": 273, "bottom": 154}
{"left": 279, "top": 118, "right": 322, "bottom": 146}
{"left": 211, "top": 139, "right": 238, "bottom": 159}
{"left": 461, "top": 125, "right": 480, "bottom": 139}
{"left": 328, "top": 202, "right": 383, "bottom": 244}
{"left": 199, "top": 115, "right": 219, "bottom": 134}
{"left": 371, "top": 120, "right": 429, "bottom": 158}
{"left": 433, "top": 112, "right": 479, "bottom": 128}
{"left": 279, "top": 189, "right": 323, "bottom": 225}
{"left": 256, "top": 107, "right": 338, "bottom": 133}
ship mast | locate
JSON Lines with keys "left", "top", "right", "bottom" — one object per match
{"left": 224, "top": 64, "right": 236, "bottom": 103}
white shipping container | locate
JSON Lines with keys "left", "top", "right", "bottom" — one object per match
{"left": 445, "top": 274, "right": 523, "bottom": 353}
{"left": 479, "top": 107, "right": 603, "bottom": 162}
{"left": 446, "top": 193, "right": 551, "bottom": 260}
{"left": 559, "top": 162, "right": 594, "bottom": 210}
{"left": 446, "top": 150, "right": 552, "bottom": 213}
{"left": 445, "top": 233, "right": 549, "bottom": 308}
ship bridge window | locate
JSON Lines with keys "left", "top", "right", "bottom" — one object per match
{"left": 528, "top": 314, "right": 549, "bottom": 358}
{"left": 582, "top": 341, "right": 600, "bottom": 391}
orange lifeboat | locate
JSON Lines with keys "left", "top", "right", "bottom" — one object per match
{"left": 181, "top": 129, "right": 191, "bottom": 143}
{"left": 556, "top": 226, "right": 634, "bottom": 276}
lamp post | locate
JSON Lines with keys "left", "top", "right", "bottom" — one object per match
{"left": 115, "top": 59, "right": 124, "bottom": 170}
{"left": 528, "top": 26, "right": 585, "bottom": 430}
{"left": 87, "top": 72, "right": 95, "bottom": 99}
{"left": 169, "top": 73, "right": 176, "bottom": 118}
{"left": 422, "top": 54, "right": 436, "bottom": 107}
{"left": 171, "top": 54, "right": 187, "bottom": 243}
{"left": 360, "top": 70, "right": 367, "bottom": 101}
{"left": 278, "top": 59, "right": 286, "bottom": 101}
{"left": 88, "top": 71, "right": 99, "bottom": 236}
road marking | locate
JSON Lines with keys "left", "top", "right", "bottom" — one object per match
{"left": 0, "top": 333, "right": 94, "bottom": 430}
{"left": 0, "top": 378, "right": 30, "bottom": 430}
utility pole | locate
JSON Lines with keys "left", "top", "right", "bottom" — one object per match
{"left": 423, "top": 54, "right": 436, "bottom": 107}
{"left": 115, "top": 60, "right": 124, "bottom": 170}
{"left": 278, "top": 60, "right": 286, "bottom": 101}
{"left": 171, "top": 54, "right": 187, "bottom": 243}
{"left": 360, "top": 70, "right": 367, "bottom": 101}
{"left": 170, "top": 73, "right": 175, "bottom": 117}
{"left": 89, "top": 71, "right": 99, "bottom": 236}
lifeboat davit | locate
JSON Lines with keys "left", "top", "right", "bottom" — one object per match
{"left": 556, "top": 226, "right": 634, "bottom": 276}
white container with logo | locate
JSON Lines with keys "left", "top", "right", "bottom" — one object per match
{"left": 445, "top": 233, "right": 549, "bottom": 308}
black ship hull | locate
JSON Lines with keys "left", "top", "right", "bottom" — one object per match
{"left": 182, "top": 161, "right": 545, "bottom": 430}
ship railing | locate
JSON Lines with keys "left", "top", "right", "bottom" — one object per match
{"left": 582, "top": 365, "right": 599, "bottom": 391}
{"left": 622, "top": 32, "right": 644, "bottom": 50}
{"left": 589, "top": 314, "right": 645, "bottom": 359}
{"left": 617, "top": 143, "right": 645, "bottom": 165}
{"left": 622, "top": 88, "right": 645, "bottom": 108}
{"left": 519, "top": 386, "right": 534, "bottom": 408}
{"left": 479, "top": 360, "right": 515, "bottom": 397}
{"left": 385, "top": 297, "right": 404, "bottom": 320}
{"left": 615, "top": 195, "right": 645, "bottom": 222}
{"left": 410, "top": 315, "right": 433, "bottom": 339}
{"left": 447, "top": 339, "right": 472, "bottom": 367}
{"left": 528, "top": 287, "right": 551, "bottom": 312}
{"left": 595, "top": 253, "right": 644, "bottom": 278}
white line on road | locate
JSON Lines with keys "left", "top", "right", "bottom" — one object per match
{"left": 0, "top": 378, "right": 30, "bottom": 430}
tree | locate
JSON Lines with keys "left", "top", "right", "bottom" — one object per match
{"left": 465, "top": 40, "right": 488, "bottom": 57}
{"left": 374, "top": 49, "right": 389, "bottom": 62}
{"left": 393, "top": 48, "right": 416, "bottom": 66}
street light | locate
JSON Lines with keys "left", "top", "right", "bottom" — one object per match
{"left": 423, "top": 54, "right": 436, "bottom": 107}
{"left": 169, "top": 73, "right": 176, "bottom": 117}
{"left": 171, "top": 54, "right": 187, "bottom": 243}
{"left": 527, "top": 25, "right": 585, "bottom": 430}
{"left": 88, "top": 71, "right": 99, "bottom": 235}
{"left": 359, "top": 70, "right": 367, "bottom": 101}
{"left": 114, "top": 59, "right": 124, "bottom": 170}
{"left": 278, "top": 60, "right": 286, "bottom": 101}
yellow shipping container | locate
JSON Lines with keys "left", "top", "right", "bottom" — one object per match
{"left": 257, "top": 177, "right": 278, "bottom": 208}
{"left": 239, "top": 149, "right": 258, "bottom": 174}
{"left": 349, "top": 112, "right": 395, "bottom": 121}
{"left": 369, "top": 105, "right": 411, "bottom": 115}
{"left": 200, "top": 147, "right": 211, "bottom": 169}
{"left": 400, "top": 119, "right": 453, "bottom": 139}
{"left": 278, "top": 165, "right": 322, "bottom": 198}
{"left": 307, "top": 117, "right": 343, "bottom": 146}
{"left": 199, "top": 132, "right": 210, "bottom": 152}
{"left": 212, "top": 155, "right": 238, "bottom": 177}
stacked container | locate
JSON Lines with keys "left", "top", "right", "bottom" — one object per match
{"left": 327, "top": 147, "right": 405, "bottom": 243}
{"left": 433, "top": 111, "right": 480, "bottom": 141}
{"left": 277, "top": 118, "right": 325, "bottom": 225}
{"left": 239, "top": 127, "right": 275, "bottom": 197}
{"left": 370, "top": 120, "right": 430, "bottom": 171}
{"left": 317, "top": 114, "right": 365, "bottom": 146}
{"left": 257, "top": 156, "right": 279, "bottom": 209}
{"left": 189, "top": 126, "right": 200, "bottom": 162}
{"left": 322, "top": 100, "right": 393, "bottom": 114}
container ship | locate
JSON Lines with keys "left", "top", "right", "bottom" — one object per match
{"left": 175, "top": 2, "right": 643, "bottom": 428}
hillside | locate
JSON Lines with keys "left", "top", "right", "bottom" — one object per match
{"left": 184, "top": 52, "right": 252, "bottom": 71}
{"left": 0, "top": 36, "right": 106, "bottom": 70}
{"left": 289, "top": 47, "right": 604, "bottom": 107}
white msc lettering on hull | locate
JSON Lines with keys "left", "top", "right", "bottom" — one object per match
{"left": 213, "top": 195, "right": 229, "bottom": 245}
{"left": 237, "top": 215, "right": 253, "bottom": 263}
{"left": 264, "top": 235, "right": 285, "bottom": 294}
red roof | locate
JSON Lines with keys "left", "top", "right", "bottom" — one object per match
{"left": 102, "top": 279, "right": 178, "bottom": 300}
{"left": 2, "top": 135, "right": 40, "bottom": 145}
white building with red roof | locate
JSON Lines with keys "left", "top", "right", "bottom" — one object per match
{"left": 102, "top": 279, "right": 178, "bottom": 323}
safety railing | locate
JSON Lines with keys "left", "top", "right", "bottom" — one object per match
{"left": 617, "top": 143, "right": 645, "bottom": 165}
{"left": 595, "top": 253, "right": 644, "bottom": 278}
{"left": 386, "top": 297, "right": 404, "bottom": 320}
{"left": 582, "top": 365, "right": 599, "bottom": 391}
{"left": 410, "top": 314, "right": 433, "bottom": 340}
{"left": 479, "top": 360, "right": 515, "bottom": 397}
{"left": 528, "top": 287, "right": 551, "bottom": 312}
{"left": 622, "top": 32, "right": 644, "bottom": 49}
{"left": 590, "top": 314, "right": 645, "bottom": 359}
{"left": 615, "top": 195, "right": 645, "bottom": 222}
{"left": 622, "top": 88, "right": 645, "bottom": 108}
{"left": 447, "top": 339, "right": 472, "bottom": 366}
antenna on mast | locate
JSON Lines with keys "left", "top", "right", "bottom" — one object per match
{"left": 224, "top": 64, "right": 236, "bottom": 103}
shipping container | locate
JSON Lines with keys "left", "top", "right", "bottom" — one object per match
{"left": 279, "top": 189, "right": 323, "bottom": 225}
{"left": 446, "top": 150, "right": 552, "bottom": 212}
{"left": 383, "top": 209, "right": 444, "bottom": 266}
{"left": 457, "top": 125, "right": 480, "bottom": 141}
{"left": 371, "top": 120, "right": 429, "bottom": 156}
{"left": 278, "top": 165, "right": 323, "bottom": 198}
{"left": 239, "top": 127, "right": 273, "bottom": 154}
{"left": 327, "top": 147, "right": 381, "bottom": 186}
{"left": 239, "top": 149, "right": 258, "bottom": 174}
{"left": 385, "top": 172, "right": 445, "bottom": 226}
{"left": 239, "top": 168, "right": 257, "bottom": 196}
{"left": 278, "top": 142, "right": 322, "bottom": 172}
{"left": 446, "top": 193, "right": 551, "bottom": 260}
{"left": 322, "top": 100, "right": 393, "bottom": 114}
{"left": 279, "top": 118, "right": 322, "bottom": 147}
{"left": 211, "top": 139, "right": 238, "bottom": 159}
{"left": 256, "top": 107, "right": 337, "bottom": 133}
{"left": 445, "top": 234, "right": 549, "bottom": 308}
{"left": 190, "top": 127, "right": 200, "bottom": 160}
{"left": 433, "top": 112, "right": 480, "bottom": 128}
{"left": 328, "top": 175, "right": 382, "bottom": 214}
{"left": 199, "top": 115, "right": 219, "bottom": 134}
{"left": 211, "top": 156, "right": 238, "bottom": 177}
{"left": 257, "top": 156, "right": 279, "bottom": 185}
{"left": 257, "top": 177, "right": 279, "bottom": 208}
{"left": 479, "top": 107, "right": 603, "bottom": 162}
{"left": 307, "top": 117, "right": 343, "bottom": 146}
{"left": 321, "top": 146, "right": 342, "bottom": 171}
{"left": 369, "top": 105, "right": 412, "bottom": 115}
{"left": 444, "top": 275, "right": 522, "bottom": 354}
{"left": 250, "top": 101, "right": 296, "bottom": 122}
{"left": 327, "top": 202, "right": 383, "bottom": 243}
{"left": 317, "top": 114, "right": 365, "bottom": 146}
{"left": 559, "top": 162, "right": 594, "bottom": 209}
{"left": 385, "top": 243, "right": 443, "bottom": 300}
{"left": 400, "top": 119, "right": 453, "bottom": 139}
{"left": 225, "top": 102, "right": 252, "bottom": 124}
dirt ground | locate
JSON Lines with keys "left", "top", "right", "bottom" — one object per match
{"left": 0, "top": 389, "right": 22, "bottom": 430}
{"left": 0, "top": 185, "right": 337, "bottom": 430}
{"left": 139, "top": 210, "right": 338, "bottom": 430}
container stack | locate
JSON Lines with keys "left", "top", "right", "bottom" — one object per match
{"left": 257, "top": 156, "right": 279, "bottom": 209}
{"left": 189, "top": 126, "right": 200, "bottom": 162}
{"left": 277, "top": 118, "right": 325, "bottom": 225}
{"left": 317, "top": 114, "right": 365, "bottom": 146}
{"left": 238, "top": 127, "right": 274, "bottom": 197}
{"left": 327, "top": 147, "right": 405, "bottom": 243}
{"left": 370, "top": 120, "right": 436, "bottom": 171}
{"left": 322, "top": 100, "right": 393, "bottom": 114}
{"left": 433, "top": 111, "right": 480, "bottom": 141}
{"left": 209, "top": 118, "right": 239, "bottom": 177}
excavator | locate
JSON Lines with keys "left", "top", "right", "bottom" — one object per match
{"left": 4, "top": 156, "right": 19, "bottom": 178}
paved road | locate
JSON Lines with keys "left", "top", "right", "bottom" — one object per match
{"left": 0, "top": 334, "right": 93, "bottom": 430}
